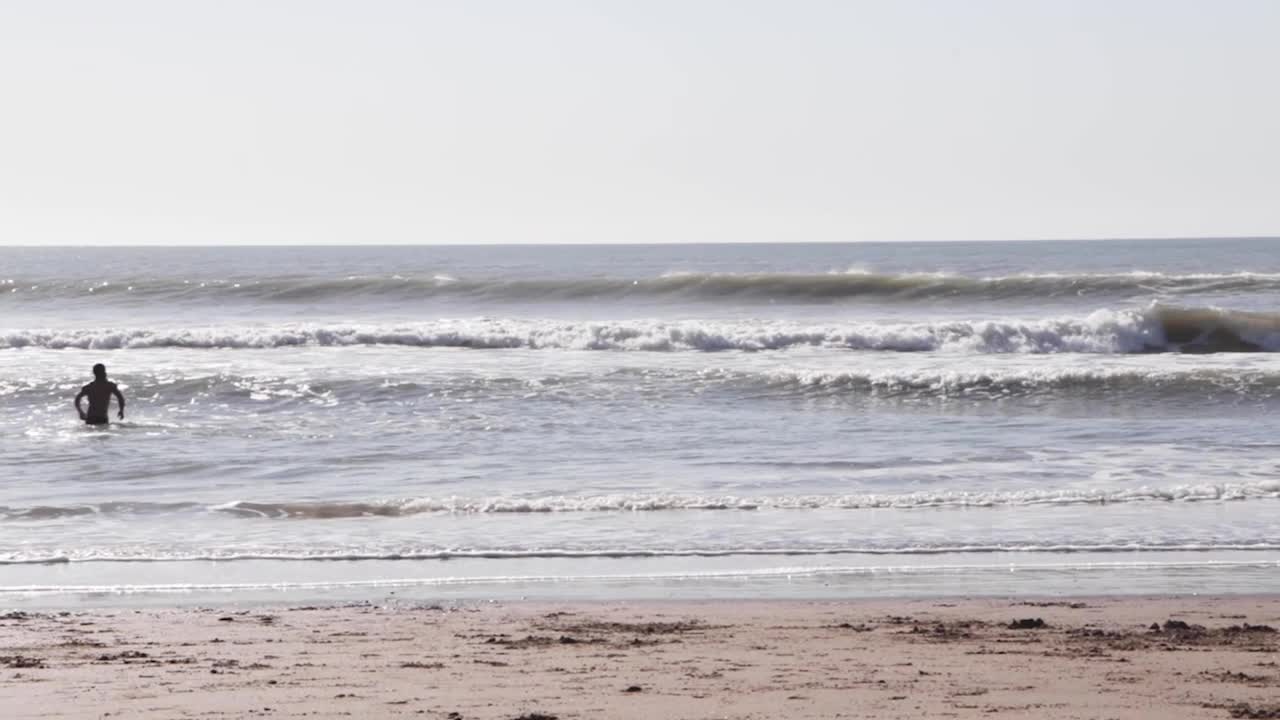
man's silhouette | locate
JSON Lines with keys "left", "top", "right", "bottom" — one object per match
{"left": 75, "top": 364, "right": 125, "bottom": 425}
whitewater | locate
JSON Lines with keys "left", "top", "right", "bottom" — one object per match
{"left": 2, "top": 239, "right": 1279, "bottom": 605}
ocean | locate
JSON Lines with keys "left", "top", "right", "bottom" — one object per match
{"left": 2, "top": 239, "right": 1279, "bottom": 606}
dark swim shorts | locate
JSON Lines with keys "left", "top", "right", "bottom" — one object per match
{"left": 84, "top": 416, "right": 109, "bottom": 426}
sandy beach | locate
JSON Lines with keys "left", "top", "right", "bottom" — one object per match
{"left": 1, "top": 596, "right": 1277, "bottom": 719}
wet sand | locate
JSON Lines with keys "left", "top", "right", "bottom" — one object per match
{"left": 2, "top": 596, "right": 1279, "bottom": 719}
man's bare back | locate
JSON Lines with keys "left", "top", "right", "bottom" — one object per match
{"left": 74, "top": 364, "right": 125, "bottom": 425}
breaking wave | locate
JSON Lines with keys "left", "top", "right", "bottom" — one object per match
{"left": 5, "top": 306, "right": 1280, "bottom": 353}
{"left": 6, "top": 270, "right": 1280, "bottom": 304}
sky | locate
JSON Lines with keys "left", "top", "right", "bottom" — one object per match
{"left": 1, "top": 0, "right": 1278, "bottom": 245}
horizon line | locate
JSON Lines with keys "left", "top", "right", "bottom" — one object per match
{"left": 2, "top": 235, "right": 1279, "bottom": 249}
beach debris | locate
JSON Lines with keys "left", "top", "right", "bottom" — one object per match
{"left": 544, "top": 619, "right": 709, "bottom": 636}
{"left": 1135, "top": 620, "right": 1280, "bottom": 650}
{"left": 1199, "top": 670, "right": 1271, "bottom": 684}
{"left": 58, "top": 638, "right": 106, "bottom": 648}
{"left": 1152, "top": 620, "right": 1207, "bottom": 637}
{"left": 1228, "top": 703, "right": 1280, "bottom": 719}
{"left": 1008, "top": 618, "right": 1047, "bottom": 630}
{"left": 0, "top": 655, "right": 43, "bottom": 669}
{"left": 908, "top": 620, "right": 983, "bottom": 639}
{"left": 95, "top": 650, "right": 149, "bottom": 662}
{"left": 482, "top": 634, "right": 597, "bottom": 649}
{"left": 624, "top": 685, "right": 643, "bottom": 693}
{"left": 1225, "top": 624, "right": 1277, "bottom": 634}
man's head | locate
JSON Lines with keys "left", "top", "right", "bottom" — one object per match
{"left": 92, "top": 363, "right": 106, "bottom": 381}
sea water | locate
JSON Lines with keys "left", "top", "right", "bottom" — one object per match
{"left": 2, "top": 239, "right": 1279, "bottom": 605}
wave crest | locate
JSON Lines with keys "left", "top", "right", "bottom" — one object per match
{"left": 0, "top": 311, "right": 1151, "bottom": 353}
{"left": 7, "top": 270, "right": 1280, "bottom": 304}
{"left": 4, "top": 482, "right": 1278, "bottom": 523}
{"left": 5, "top": 306, "right": 1280, "bottom": 353}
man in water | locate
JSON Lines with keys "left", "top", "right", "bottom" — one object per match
{"left": 74, "top": 364, "right": 126, "bottom": 425}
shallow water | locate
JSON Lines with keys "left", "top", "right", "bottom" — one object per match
{"left": 3, "top": 239, "right": 1279, "bottom": 604}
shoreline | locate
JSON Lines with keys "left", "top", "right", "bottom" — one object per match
{"left": 5, "top": 549, "right": 1279, "bottom": 610}
{"left": 2, "top": 595, "right": 1278, "bottom": 719}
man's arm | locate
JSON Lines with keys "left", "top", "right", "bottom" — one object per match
{"left": 113, "top": 385, "right": 126, "bottom": 420}
{"left": 74, "top": 388, "right": 87, "bottom": 420}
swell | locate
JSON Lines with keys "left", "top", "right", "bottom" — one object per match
{"left": 753, "top": 366, "right": 1280, "bottom": 401}
{"left": 4, "top": 306, "right": 1280, "bottom": 353}
{"left": 5, "top": 364, "right": 1280, "bottom": 409}
{"left": 6, "top": 270, "right": 1280, "bottom": 304}
{"left": 3, "top": 482, "right": 1278, "bottom": 521}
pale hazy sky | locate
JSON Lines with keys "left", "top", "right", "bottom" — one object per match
{"left": 1, "top": 1, "right": 1277, "bottom": 245}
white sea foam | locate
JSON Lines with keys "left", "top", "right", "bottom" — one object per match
{"left": 9, "top": 363, "right": 1280, "bottom": 407}
{"left": 5, "top": 482, "right": 1278, "bottom": 523}
{"left": 4, "top": 543, "right": 1280, "bottom": 566}
{"left": 6, "top": 245, "right": 1280, "bottom": 601}
{"left": 0, "top": 309, "right": 1179, "bottom": 353}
